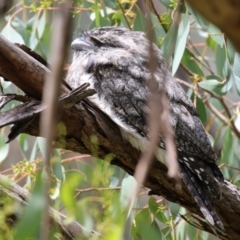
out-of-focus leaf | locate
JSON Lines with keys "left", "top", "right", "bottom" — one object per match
{"left": 199, "top": 75, "right": 232, "bottom": 95}
{"left": 120, "top": 173, "right": 136, "bottom": 211}
{"left": 29, "top": 15, "right": 39, "bottom": 50}
{"left": 148, "top": 197, "right": 168, "bottom": 223}
{"left": 190, "top": 94, "right": 207, "bottom": 123}
{"left": 172, "top": 13, "right": 190, "bottom": 75}
{"left": 132, "top": 209, "right": 162, "bottom": 240}
{"left": 233, "top": 53, "right": 240, "bottom": 96}
{"left": 0, "top": 77, "right": 12, "bottom": 89}
{"left": 151, "top": 220, "right": 166, "bottom": 239}
{"left": 186, "top": 223, "right": 199, "bottom": 240}
{"left": 105, "top": 0, "right": 117, "bottom": 9}
{"left": 29, "top": 139, "right": 38, "bottom": 161}
{"left": 216, "top": 45, "right": 226, "bottom": 77}
{"left": 1, "top": 24, "right": 24, "bottom": 44}
{"left": 23, "top": 0, "right": 32, "bottom": 5}
{"left": 19, "top": 133, "right": 28, "bottom": 152}
{"left": 182, "top": 48, "right": 204, "bottom": 76}
{"left": 160, "top": 0, "right": 172, "bottom": 8}
{"left": 151, "top": 15, "right": 166, "bottom": 39}
{"left": 37, "top": 11, "right": 46, "bottom": 39}
{"left": 60, "top": 172, "right": 82, "bottom": 214}
{"left": 90, "top": 9, "right": 112, "bottom": 28}
{"left": 52, "top": 149, "right": 64, "bottom": 182}
{"left": 94, "top": 0, "right": 100, "bottom": 26}
{"left": 161, "top": 20, "right": 178, "bottom": 64}
{"left": 0, "top": 128, "right": 9, "bottom": 163}
{"left": 207, "top": 23, "right": 224, "bottom": 47}
{"left": 221, "top": 126, "right": 234, "bottom": 165}
{"left": 134, "top": 7, "right": 145, "bottom": 31}
{"left": 206, "top": 133, "right": 214, "bottom": 147}
{"left": 227, "top": 41, "right": 235, "bottom": 64}
{"left": 14, "top": 173, "right": 44, "bottom": 239}
{"left": 206, "top": 36, "right": 217, "bottom": 51}
{"left": 37, "top": 137, "right": 46, "bottom": 157}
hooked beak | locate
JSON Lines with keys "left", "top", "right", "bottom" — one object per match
{"left": 71, "top": 37, "right": 91, "bottom": 51}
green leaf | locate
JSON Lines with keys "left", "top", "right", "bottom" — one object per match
{"left": 60, "top": 172, "right": 82, "bottom": 214}
{"left": 215, "top": 45, "right": 226, "bottom": 77}
{"left": 148, "top": 197, "right": 168, "bottom": 223}
{"left": 0, "top": 128, "right": 9, "bottom": 163}
{"left": 172, "top": 13, "right": 190, "bottom": 75}
{"left": 188, "top": 5, "right": 208, "bottom": 29}
{"left": 190, "top": 94, "right": 207, "bottom": 123}
{"left": 1, "top": 24, "right": 25, "bottom": 44}
{"left": 182, "top": 48, "right": 204, "bottom": 76}
{"left": 161, "top": 20, "right": 178, "bottom": 64}
{"left": 94, "top": 0, "right": 100, "bottom": 27}
{"left": 206, "top": 36, "right": 217, "bottom": 51}
{"left": 132, "top": 209, "right": 162, "bottom": 240}
{"left": 226, "top": 41, "right": 235, "bottom": 65}
{"left": 19, "top": 133, "right": 29, "bottom": 152}
{"left": 233, "top": 53, "right": 240, "bottom": 95}
{"left": 134, "top": 7, "right": 145, "bottom": 31}
{"left": 221, "top": 126, "right": 234, "bottom": 165}
{"left": 120, "top": 173, "right": 136, "bottom": 210}
{"left": 0, "top": 77, "right": 12, "bottom": 89}
{"left": 14, "top": 173, "right": 44, "bottom": 239}
{"left": 52, "top": 149, "right": 64, "bottom": 182}
{"left": 37, "top": 11, "right": 46, "bottom": 39}
{"left": 160, "top": 0, "right": 172, "bottom": 8}
{"left": 199, "top": 75, "right": 232, "bottom": 95}
{"left": 37, "top": 137, "right": 47, "bottom": 157}
{"left": 207, "top": 23, "right": 224, "bottom": 47}
{"left": 151, "top": 15, "right": 166, "bottom": 39}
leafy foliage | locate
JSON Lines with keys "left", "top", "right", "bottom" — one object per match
{"left": 0, "top": 0, "right": 240, "bottom": 239}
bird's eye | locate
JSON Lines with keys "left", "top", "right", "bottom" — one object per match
{"left": 90, "top": 36, "right": 104, "bottom": 47}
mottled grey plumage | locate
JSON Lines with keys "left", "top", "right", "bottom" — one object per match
{"left": 66, "top": 27, "right": 224, "bottom": 230}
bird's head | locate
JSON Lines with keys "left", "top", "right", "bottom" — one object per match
{"left": 71, "top": 27, "right": 146, "bottom": 56}
{"left": 70, "top": 26, "right": 163, "bottom": 70}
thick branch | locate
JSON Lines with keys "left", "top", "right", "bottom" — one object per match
{"left": 0, "top": 34, "right": 240, "bottom": 239}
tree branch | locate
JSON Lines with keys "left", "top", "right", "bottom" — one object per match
{"left": 0, "top": 34, "right": 240, "bottom": 239}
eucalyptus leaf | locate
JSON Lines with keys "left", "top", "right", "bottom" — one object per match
{"left": 1, "top": 24, "right": 24, "bottom": 44}
{"left": 216, "top": 45, "right": 226, "bottom": 77}
{"left": 221, "top": 126, "right": 234, "bottom": 165}
{"left": 207, "top": 23, "right": 224, "bottom": 47}
{"left": 14, "top": 174, "right": 44, "bottom": 239}
{"left": 233, "top": 53, "right": 240, "bottom": 95}
{"left": 52, "top": 149, "right": 64, "bottom": 181}
{"left": 172, "top": 13, "right": 190, "bottom": 75}
{"left": 133, "top": 7, "right": 145, "bottom": 31}
{"left": 37, "top": 11, "right": 46, "bottom": 39}
{"left": 148, "top": 197, "right": 168, "bottom": 223}
{"left": 0, "top": 128, "right": 9, "bottom": 163}
{"left": 199, "top": 75, "right": 232, "bottom": 95}
{"left": 161, "top": 20, "right": 178, "bottom": 64}
{"left": 182, "top": 48, "right": 204, "bottom": 76}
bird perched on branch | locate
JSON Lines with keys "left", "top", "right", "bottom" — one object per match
{"left": 66, "top": 26, "right": 224, "bottom": 230}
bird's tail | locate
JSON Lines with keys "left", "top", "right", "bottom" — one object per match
{"left": 179, "top": 163, "right": 224, "bottom": 231}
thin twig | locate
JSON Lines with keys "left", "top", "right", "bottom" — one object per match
{"left": 39, "top": 2, "right": 72, "bottom": 240}
{"left": 117, "top": 0, "right": 132, "bottom": 30}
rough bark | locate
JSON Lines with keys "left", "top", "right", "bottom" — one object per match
{"left": 0, "top": 34, "right": 240, "bottom": 239}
